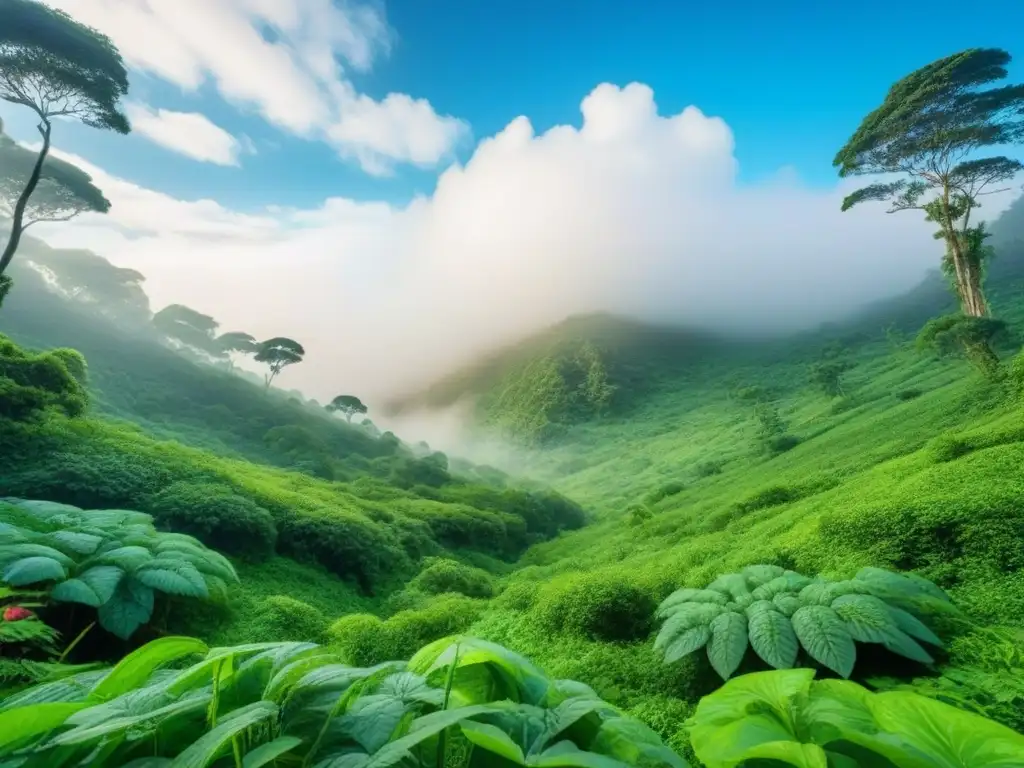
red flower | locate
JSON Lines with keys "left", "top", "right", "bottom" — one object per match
{"left": 2, "top": 606, "right": 33, "bottom": 622}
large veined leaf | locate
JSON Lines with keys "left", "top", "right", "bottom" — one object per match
{"left": 790, "top": 606, "right": 856, "bottom": 678}
{"left": 706, "top": 611, "right": 748, "bottom": 680}
{"left": 735, "top": 741, "right": 830, "bottom": 768}
{"left": 0, "top": 669, "right": 109, "bottom": 711}
{"left": 47, "top": 531, "right": 104, "bottom": 556}
{"left": 0, "top": 543, "right": 75, "bottom": 568}
{"left": 171, "top": 700, "right": 279, "bottom": 768}
{"left": 51, "top": 578, "right": 104, "bottom": 607}
{"left": 95, "top": 546, "right": 154, "bottom": 570}
{"left": 747, "top": 606, "right": 799, "bottom": 670}
{"left": 655, "top": 603, "right": 724, "bottom": 653}
{"left": 3, "top": 555, "right": 67, "bottom": 586}
{"left": 135, "top": 558, "right": 209, "bottom": 598}
{"left": 90, "top": 636, "right": 209, "bottom": 701}
{"left": 687, "top": 669, "right": 816, "bottom": 767}
{"left": 241, "top": 736, "right": 303, "bottom": 768}
{"left": 887, "top": 606, "right": 943, "bottom": 647}
{"left": 0, "top": 702, "right": 86, "bottom": 751}
{"left": 656, "top": 589, "right": 729, "bottom": 617}
{"left": 830, "top": 594, "right": 900, "bottom": 644}
{"left": 365, "top": 704, "right": 498, "bottom": 767}
{"left": 460, "top": 720, "right": 527, "bottom": 763}
{"left": 663, "top": 627, "right": 711, "bottom": 665}
{"left": 96, "top": 579, "right": 156, "bottom": 640}
{"left": 339, "top": 695, "right": 412, "bottom": 754}
{"left": 589, "top": 717, "right": 690, "bottom": 768}
{"left": 740, "top": 565, "right": 786, "bottom": 586}
{"left": 862, "top": 690, "right": 1024, "bottom": 767}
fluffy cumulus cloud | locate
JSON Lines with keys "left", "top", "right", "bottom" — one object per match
{"left": 43, "top": 0, "right": 468, "bottom": 173}
{"left": 125, "top": 104, "right": 244, "bottom": 166}
{"left": 31, "top": 83, "right": 1019, "bottom": 414}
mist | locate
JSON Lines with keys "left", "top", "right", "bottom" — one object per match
{"left": 28, "top": 82, "right": 1019, "bottom": 421}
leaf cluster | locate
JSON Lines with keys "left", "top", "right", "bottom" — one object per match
{"left": 686, "top": 667, "right": 1024, "bottom": 767}
{"left": 0, "top": 634, "right": 688, "bottom": 767}
{"left": 0, "top": 498, "right": 238, "bottom": 639}
{"left": 655, "top": 564, "right": 951, "bottom": 680}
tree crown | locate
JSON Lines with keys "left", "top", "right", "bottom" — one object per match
{"left": 0, "top": 0, "right": 130, "bottom": 131}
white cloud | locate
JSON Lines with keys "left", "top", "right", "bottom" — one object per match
{"left": 28, "top": 83, "right": 1020, "bottom": 421}
{"left": 125, "top": 103, "right": 244, "bottom": 166}
{"left": 43, "top": 0, "right": 466, "bottom": 171}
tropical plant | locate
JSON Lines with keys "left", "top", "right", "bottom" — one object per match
{"left": 654, "top": 564, "right": 951, "bottom": 680}
{"left": 686, "top": 667, "right": 1024, "bottom": 767}
{"left": 0, "top": 634, "right": 688, "bottom": 767}
{"left": 0, "top": 0, "right": 131, "bottom": 275}
{"left": 0, "top": 498, "right": 238, "bottom": 639}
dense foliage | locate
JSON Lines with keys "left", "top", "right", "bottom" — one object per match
{"left": 0, "top": 635, "right": 688, "bottom": 768}
{"left": 655, "top": 565, "right": 950, "bottom": 680}
{"left": 0, "top": 498, "right": 238, "bottom": 639}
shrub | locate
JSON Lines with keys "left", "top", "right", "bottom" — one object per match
{"left": 248, "top": 594, "right": 328, "bottom": 643}
{"left": 409, "top": 557, "right": 494, "bottom": 599}
{"left": 927, "top": 432, "right": 974, "bottom": 463}
{"left": 896, "top": 388, "right": 923, "bottom": 401}
{"left": 495, "top": 580, "right": 540, "bottom": 611}
{"left": 0, "top": 334, "right": 88, "bottom": 421}
{"left": 766, "top": 433, "right": 801, "bottom": 454}
{"left": 694, "top": 460, "right": 724, "bottom": 478}
{"left": 731, "top": 485, "right": 801, "bottom": 515}
{"left": 644, "top": 481, "right": 685, "bottom": 506}
{"left": 328, "top": 594, "right": 485, "bottom": 665}
{"left": 0, "top": 498, "right": 238, "bottom": 640}
{"left": 146, "top": 481, "right": 277, "bottom": 560}
{"left": 655, "top": 564, "right": 950, "bottom": 680}
{"left": 626, "top": 503, "right": 654, "bottom": 526}
{"left": 533, "top": 573, "right": 655, "bottom": 642}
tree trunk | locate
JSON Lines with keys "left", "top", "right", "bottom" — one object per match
{"left": 0, "top": 120, "right": 52, "bottom": 276}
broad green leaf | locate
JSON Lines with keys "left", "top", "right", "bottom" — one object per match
{"left": 90, "top": 636, "right": 209, "bottom": 701}
{"left": 887, "top": 607, "right": 943, "bottom": 647}
{"left": 791, "top": 606, "right": 856, "bottom": 678}
{"left": 830, "top": 594, "right": 898, "bottom": 643}
{"left": 773, "top": 594, "right": 801, "bottom": 616}
{"left": 656, "top": 589, "right": 728, "bottom": 617}
{"left": 51, "top": 578, "right": 103, "bottom": 607}
{"left": 867, "top": 690, "right": 1024, "bottom": 767}
{"left": 97, "top": 579, "right": 156, "bottom": 640}
{"left": 688, "top": 668, "right": 813, "bottom": 734}
{"left": 533, "top": 740, "right": 630, "bottom": 767}
{"left": 172, "top": 700, "right": 278, "bottom": 768}
{"left": 881, "top": 629, "right": 934, "bottom": 665}
{"left": 655, "top": 603, "right": 723, "bottom": 652}
{"left": 0, "top": 702, "right": 85, "bottom": 751}
{"left": 738, "top": 741, "right": 829, "bottom": 767}
{"left": 241, "top": 736, "right": 302, "bottom": 768}
{"left": 0, "top": 544, "right": 75, "bottom": 568}
{"left": 590, "top": 717, "right": 690, "bottom": 768}
{"left": 366, "top": 704, "right": 496, "bottom": 767}
{"left": 79, "top": 566, "right": 125, "bottom": 604}
{"left": 741, "top": 564, "right": 786, "bottom": 586}
{"left": 0, "top": 669, "right": 108, "bottom": 711}
{"left": 748, "top": 607, "right": 799, "bottom": 670}
{"left": 706, "top": 611, "right": 748, "bottom": 679}
{"left": 690, "top": 714, "right": 800, "bottom": 768}
{"left": 48, "top": 531, "right": 103, "bottom": 555}
{"left": 751, "top": 576, "right": 796, "bottom": 601}
{"left": 798, "top": 583, "right": 831, "bottom": 607}
{"left": 662, "top": 627, "right": 711, "bottom": 664}
{"left": 340, "top": 695, "right": 409, "bottom": 753}
{"left": 460, "top": 720, "right": 527, "bottom": 764}
{"left": 706, "top": 573, "right": 750, "bottom": 600}
{"left": 3, "top": 556, "right": 67, "bottom": 586}
{"left": 96, "top": 546, "right": 154, "bottom": 570}
{"left": 135, "top": 559, "right": 208, "bottom": 598}
{"left": 52, "top": 692, "right": 213, "bottom": 746}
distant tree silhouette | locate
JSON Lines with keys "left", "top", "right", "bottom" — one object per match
{"left": 255, "top": 337, "right": 305, "bottom": 390}
{"left": 327, "top": 394, "right": 367, "bottom": 422}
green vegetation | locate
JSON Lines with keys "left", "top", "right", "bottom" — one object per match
{"left": 3, "top": 25, "right": 1024, "bottom": 768}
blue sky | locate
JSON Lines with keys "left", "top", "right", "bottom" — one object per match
{"left": 3, "top": 0, "right": 1024, "bottom": 408}
{"left": 4, "top": 0, "right": 1023, "bottom": 213}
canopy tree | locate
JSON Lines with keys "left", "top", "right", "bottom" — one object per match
{"left": 217, "top": 331, "right": 258, "bottom": 355}
{"left": 0, "top": 123, "right": 110, "bottom": 236}
{"left": 152, "top": 304, "right": 222, "bottom": 355}
{"left": 834, "top": 48, "right": 1024, "bottom": 319}
{"left": 0, "top": 0, "right": 130, "bottom": 276}
{"left": 327, "top": 393, "right": 368, "bottom": 422}
{"left": 255, "top": 337, "right": 305, "bottom": 390}
{"left": 20, "top": 242, "right": 148, "bottom": 321}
